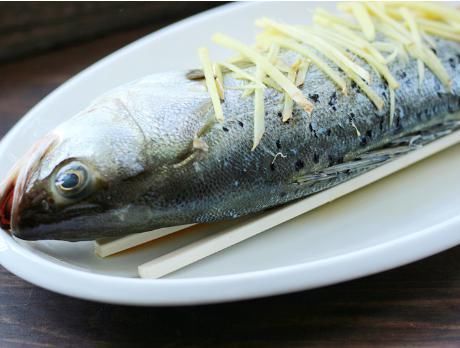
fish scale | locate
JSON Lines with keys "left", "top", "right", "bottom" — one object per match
{"left": 128, "top": 38, "right": 460, "bottom": 232}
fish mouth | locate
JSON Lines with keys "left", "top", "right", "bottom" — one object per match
{"left": 0, "top": 177, "right": 15, "bottom": 231}
{"left": 0, "top": 158, "right": 23, "bottom": 232}
{"left": 0, "top": 133, "right": 59, "bottom": 235}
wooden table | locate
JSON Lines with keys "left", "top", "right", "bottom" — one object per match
{"left": 0, "top": 20, "right": 460, "bottom": 348}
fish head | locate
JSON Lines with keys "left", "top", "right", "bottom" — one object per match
{"left": 0, "top": 103, "right": 153, "bottom": 241}
{"left": 0, "top": 72, "right": 211, "bottom": 241}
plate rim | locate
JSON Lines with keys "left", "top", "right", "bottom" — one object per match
{"left": 1, "top": 214, "right": 460, "bottom": 305}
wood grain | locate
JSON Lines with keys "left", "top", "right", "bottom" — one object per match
{"left": 0, "top": 8, "right": 460, "bottom": 348}
{"left": 0, "top": 2, "right": 220, "bottom": 62}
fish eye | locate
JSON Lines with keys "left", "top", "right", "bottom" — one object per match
{"left": 55, "top": 162, "right": 90, "bottom": 197}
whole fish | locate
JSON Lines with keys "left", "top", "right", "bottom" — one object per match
{"left": 1, "top": 6, "right": 460, "bottom": 241}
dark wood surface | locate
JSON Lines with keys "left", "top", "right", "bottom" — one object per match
{"left": 0, "top": 12, "right": 460, "bottom": 348}
{"left": 0, "top": 2, "right": 220, "bottom": 62}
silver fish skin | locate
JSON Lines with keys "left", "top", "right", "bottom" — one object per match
{"left": 1, "top": 37, "right": 459, "bottom": 241}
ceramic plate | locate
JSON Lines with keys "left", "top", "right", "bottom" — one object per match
{"left": 1, "top": 2, "right": 460, "bottom": 305}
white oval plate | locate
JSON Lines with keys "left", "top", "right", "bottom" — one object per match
{"left": 1, "top": 2, "right": 460, "bottom": 306}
